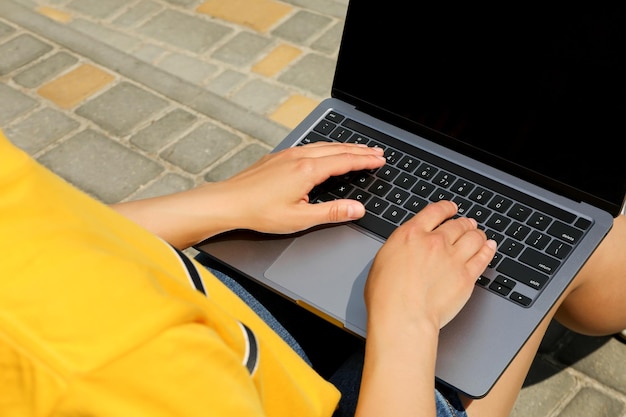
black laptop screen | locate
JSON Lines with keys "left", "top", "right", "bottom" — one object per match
{"left": 332, "top": 4, "right": 626, "bottom": 216}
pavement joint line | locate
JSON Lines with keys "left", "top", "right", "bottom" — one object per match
{"left": 0, "top": 0, "right": 291, "bottom": 147}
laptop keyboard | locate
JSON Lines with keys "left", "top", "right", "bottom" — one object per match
{"left": 300, "top": 110, "right": 592, "bottom": 307}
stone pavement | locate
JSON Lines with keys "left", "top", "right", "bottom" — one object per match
{"left": 1, "top": 0, "right": 625, "bottom": 415}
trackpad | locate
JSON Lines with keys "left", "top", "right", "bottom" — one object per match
{"left": 264, "top": 225, "right": 382, "bottom": 332}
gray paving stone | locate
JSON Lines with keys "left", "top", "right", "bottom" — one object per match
{"left": 272, "top": 10, "right": 332, "bottom": 44}
{"left": 212, "top": 31, "right": 272, "bottom": 66}
{"left": 138, "top": 10, "right": 232, "bottom": 53}
{"left": 0, "top": 33, "right": 53, "bottom": 75}
{"left": 112, "top": 0, "right": 162, "bottom": 28}
{"left": 3, "top": 107, "right": 80, "bottom": 154}
{"left": 76, "top": 82, "right": 169, "bottom": 137}
{"left": 130, "top": 108, "right": 197, "bottom": 152}
{"left": 206, "top": 69, "right": 247, "bottom": 96}
{"left": 205, "top": 143, "right": 269, "bottom": 182}
{"left": 0, "top": 84, "right": 38, "bottom": 126}
{"left": 132, "top": 173, "right": 194, "bottom": 199}
{"left": 69, "top": 19, "right": 142, "bottom": 52}
{"left": 311, "top": 20, "right": 343, "bottom": 54}
{"left": 231, "top": 79, "right": 288, "bottom": 114}
{"left": 511, "top": 356, "right": 574, "bottom": 417}
{"left": 557, "top": 335, "right": 626, "bottom": 395}
{"left": 558, "top": 387, "right": 624, "bottom": 417}
{"left": 157, "top": 52, "right": 218, "bottom": 84}
{"left": 160, "top": 122, "right": 242, "bottom": 174}
{"left": 0, "top": 20, "right": 16, "bottom": 39}
{"left": 282, "top": 0, "right": 348, "bottom": 19}
{"left": 66, "top": 0, "right": 127, "bottom": 19}
{"left": 163, "top": 0, "right": 199, "bottom": 6}
{"left": 131, "top": 43, "right": 167, "bottom": 63}
{"left": 278, "top": 53, "right": 335, "bottom": 96}
{"left": 12, "top": 51, "right": 78, "bottom": 88}
{"left": 38, "top": 129, "right": 163, "bottom": 203}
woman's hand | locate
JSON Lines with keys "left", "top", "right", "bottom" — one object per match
{"left": 365, "top": 200, "right": 496, "bottom": 331}
{"left": 356, "top": 200, "right": 496, "bottom": 417}
{"left": 112, "top": 142, "right": 385, "bottom": 249}
{"left": 213, "top": 142, "right": 386, "bottom": 234}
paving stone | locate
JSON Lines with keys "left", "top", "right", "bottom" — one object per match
{"left": 556, "top": 335, "right": 626, "bottom": 395}
{"left": 157, "top": 52, "right": 218, "bottom": 84}
{"left": 76, "top": 82, "right": 169, "bottom": 136}
{"left": 510, "top": 356, "right": 574, "bottom": 417}
{"left": 0, "top": 84, "right": 38, "bottom": 126}
{"left": 112, "top": 0, "right": 162, "bottom": 28}
{"left": 66, "top": 0, "right": 128, "bottom": 19}
{"left": 231, "top": 78, "right": 288, "bottom": 114}
{"left": 271, "top": 10, "right": 332, "bottom": 44}
{"left": 131, "top": 43, "right": 167, "bottom": 63}
{"left": 0, "top": 33, "right": 53, "bottom": 75}
{"left": 206, "top": 69, "right": 247, "bottom": 96}
{"left": 37, "top": 129, "right": 163, "bottom": 203}
{"left": 160, "top": 122, "right": 242, "bottom": 174}
{"left": 138, "top": 10, "right": 232, "bottom": 53}
{"left": 558, "top": 387, "right": 624, "bottom": 417}
{"left": 278, "top": 52, "right": 335, "bottom": 96}
{"left": 0, "top": 20, "right": 16, "bottom": 39}
{"left": 130, "top": 108, "right": 197, "bottom": 152}
{"left": 163, "top": 0, "right": 198, "bottom": 6}
{"left": 212, "top": 31, "right": 273, "bottom": 66}
{"left": 205, "top": 142, "right": 269, "bottom": 181}
{"left": 196, "top": 0, "right": 292, "bottom": 33}
{"left": 132, "top": 173, "right": 194, "bottom": 199}
{"left": 3, "top": 107, "right": 80, "bottom": 154}
{"left": 12, "top": 51, "right": 78, "bottom": 88}
{"left": 69, "top": 19, "right": 142, "bottom": 52}
{"left": 310, "top": 20, "right": 343, "bottom": 54}
{"left": 37, "top": 63, "right": 116, "bottom": 109}
{"left": 281, "top": 0, "right": 348, "bottom": 19}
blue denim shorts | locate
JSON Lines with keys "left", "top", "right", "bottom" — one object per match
{"left": 435, "top": 384, "right": 468, "bottom": 417}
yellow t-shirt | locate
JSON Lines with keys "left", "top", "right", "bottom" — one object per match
{"left": 0, "top": 132, "right": 340, "bottom": 416}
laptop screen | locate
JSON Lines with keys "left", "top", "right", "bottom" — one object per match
{"left": 332, "top": 4, "right": 626, "bottom": 216}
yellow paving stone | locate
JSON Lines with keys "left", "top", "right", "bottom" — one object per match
{"left": 270, "top": 95, "right": 319, "bottom": 128}
{"left": 37, "top": 64, "right": 115, "bottom": 109}
{"left": 252, "top": 44, "right": 301, "bottom": 77}
{"left": 36, "top": 6, "right": 73, "bottom": 23}
{"left": 197, "top": 0, "right": 292, "bottom": 33}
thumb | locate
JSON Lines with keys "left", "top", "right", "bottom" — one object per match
{"left": 308, "top": 199, "right": 366, "bottom": 225}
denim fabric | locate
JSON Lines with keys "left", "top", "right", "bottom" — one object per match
{"left": 435, "top": 384, "right": 468, "bottom": 417}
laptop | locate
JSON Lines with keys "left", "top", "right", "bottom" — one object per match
{"left": 196, "top": 2, "right": 626, "bottom": 398}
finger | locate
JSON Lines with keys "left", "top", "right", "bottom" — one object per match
{"left": 301, "top": 199, "right": 366, "bottom": 225}
{"left": 404, "top": 200, "right": 458, "bottom": 232}
{"left": 464, "top": 239, "right": 498, "bottom": 277}
{"left": 436, "top": 216, "right": 479, "bottom": 245}
{"left": 303, "top": 149, "right": 386, "bottom": 180}
{"left": 299, "top": 141, "right": 385, "bottom": 157}
{"left": 287, "top": 142, "right": 385, "bottom": 163}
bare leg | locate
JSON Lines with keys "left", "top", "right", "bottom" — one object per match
{"left": 463, "top": 215, "right": 626, "bottom": 417}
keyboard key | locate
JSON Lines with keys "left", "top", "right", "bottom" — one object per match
{"left": 383, "top": 205, "right": 408, "bottom": 223}
{"left": 497, "top": 258, "right": 549, "bottom": 290}
{"left": 355, "top": 212, "right": 396, "bottom": 239}
{"left": 519, "top": 247, "right": 560, "bottom": 275}
{"left": 314, "top": 120, "right": 336, "bottom": 134}
{"left": 547, "top": 220, "right": 584, "bottom": 245}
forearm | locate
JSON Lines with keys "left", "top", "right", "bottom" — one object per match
{"left": 356, "top": 319, "right": 440, "bottom": 417}
{"left": 111, "top": 182, "right": 242, "bottom": 250}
